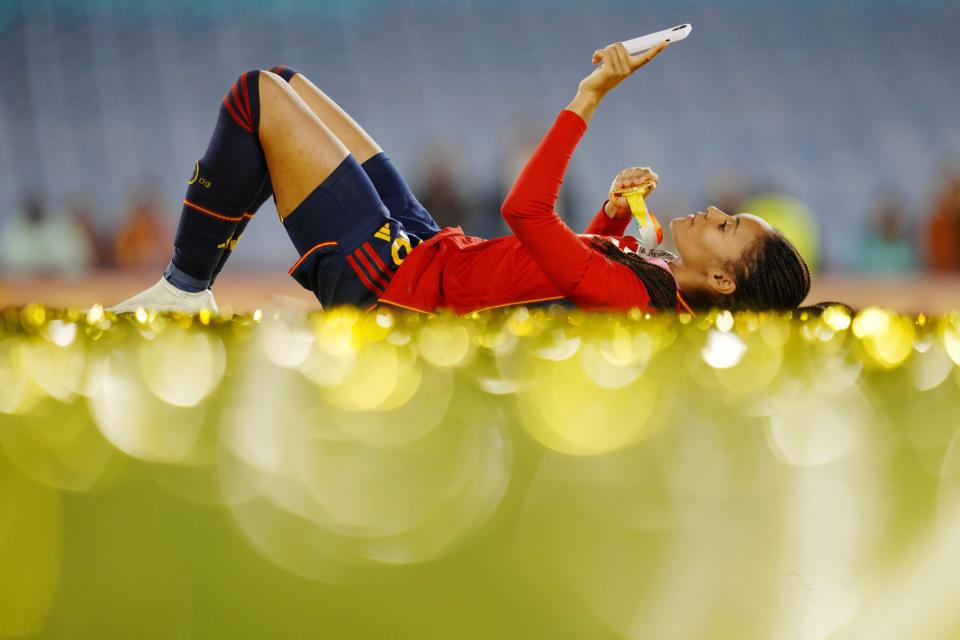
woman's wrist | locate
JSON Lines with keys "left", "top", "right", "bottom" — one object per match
{"left": 603, "top": 199, "right": 616, "bottom": 218}
{"left": 603, "top": 199, "right": 632, "bottom": 220}
{"left": 565, "top": 88, "right": 603, "bottom": 124}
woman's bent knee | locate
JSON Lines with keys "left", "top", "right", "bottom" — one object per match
{"left": 257, "top": 71, "right": 302, "bottom": 127}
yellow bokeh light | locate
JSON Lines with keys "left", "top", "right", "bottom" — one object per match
{"left": 474, "top": 323, "right": 518, "bottom": 354}
{"left": 597, "top": 322, "right": 656, "bottom": 367}
{"left": 714, "top": 337, "right": 783, "bottom": 394}
{"left": 325, "top": 364, "right": 453, "bottom": 446}
{"left": 299, "top": 341, "right": 356, "bottom": 388}
{"left": 86, "top": 304, "right": 104, "bottom": 324}
{"left": 20, "top": 302, "right": 46, "bottom": 329}
{"left": 0, "top": 339, "right": 40, "bottom": 414}
{"left": 912, "top": 347, "right": 954, "bottom": 391}
{"left": 943, "top": 322, "right": 960, "bottom": 367}
{"left": 20, "top": 336, "right": 86, "bottom": 402}
{"left": 532, "top": 328, "right": 581, "bottom": 361}
{"left": 871, "top": 320, "right": 914, "bottom": 368}
{"left": 761, "top": 316, "right": 792, "bottom": 347}
{"left": 45, "top": 319, "right": 77, "bottom": 347}
{"left": 823, "top": 305, "right": 852, "bottom": 331}
{"left": 138, "top": 329, "right": 225, "bottom": 407}
{"left": 313, "top": 316, "right": 355, "bottom": 355}
{"left": 4, "top": 303, "right": 960, "bottom": 636}
{"left": 418, "top": 320, "right": 473, "bottom": 368}
{"left": 716, "top": 310, "right": 734, "bottom": 332}
{"left": 375, "top": 311, "right": 394, "bottom": 329}
{"left": 261, "top": 315, "right": 315, "bottom": 368}
{"left": 702, "top": 329, "right": 747, "bottom": 369}
{"left": 852, "top": 307, "right": 891, "bottom": 338}
{"left": 87, "top": 351, "right": 209, "bottom": 463}
{"left": 579, "top": 328, "right": 653, "bottom": 389}
{"left": 320, "top": 341, "right": 420, "bottom": 411}
{"left": 506, "top": 307, "right": 537, "bottom": 337}
{"left": 519, "top": 354, "right": 658, "bottom": 455}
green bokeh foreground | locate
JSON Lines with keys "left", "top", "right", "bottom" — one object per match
{"left": 3, "top": 304, "right": 960, "bottom": 639}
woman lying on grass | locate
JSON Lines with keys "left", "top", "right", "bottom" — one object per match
{"left": 110, "top": 41, "right": 809, "bottom": 316}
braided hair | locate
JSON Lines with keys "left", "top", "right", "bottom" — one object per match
{"left": 682, "top": 229, "right": 812, "bottom": 311}
{"left": 590, "top": 238, "right": 679, "bottom": 310}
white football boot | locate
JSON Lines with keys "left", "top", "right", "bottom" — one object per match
{"left": 107, "top": 277, "right": 219, "bottom": 315}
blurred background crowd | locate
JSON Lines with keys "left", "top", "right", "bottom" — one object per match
{"left": 0, "top": 0, "right": 958, "bottom": 293}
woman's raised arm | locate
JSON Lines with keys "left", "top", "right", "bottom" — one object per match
{"left": 500, "top": 41, "right": 669, "bottom": 296}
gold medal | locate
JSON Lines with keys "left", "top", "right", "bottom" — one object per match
{"left": 610, "top": 182, "right": 663, "bottom": 248}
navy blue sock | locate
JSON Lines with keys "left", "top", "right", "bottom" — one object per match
{"left": 163, "top": 262, "right": 209, "bottom": 293}
{"left": 169, "top": 69, "right": 266, "bottom": 287}
{"left": 267, "top": 65, "right": 300, "bottom": 82}
{"left": 206, "top": 65, "right": 302, "bottom": 286}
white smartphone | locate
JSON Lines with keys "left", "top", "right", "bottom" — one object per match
{"left": 622, "top": 24, "right": 692, "bottom": 54}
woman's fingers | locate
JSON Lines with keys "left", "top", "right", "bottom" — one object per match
{"left": 602, "top": 45, "right": 619, "bottom": 74}
{"left": 597, "top": 41, "right": 658, "bottom": 77}
{"left": 602, "top": 43, "right": 627, "bottom": 76}
{"left": 613, "top": 167, "right": 659, "bottom": 191}
{"left": 628, "top": 40, "right": 668, "bottom": 70}
{"left": 594, "top": 40, "right": 668, "bottom": 73}
{"left": 612, "top": 43, "right": 631, "bottom": 75}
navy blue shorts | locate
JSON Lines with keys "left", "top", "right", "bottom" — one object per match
{"left": 282, "top": 152, "right": 441, "bottom": 309}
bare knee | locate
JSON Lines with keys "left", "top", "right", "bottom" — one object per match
{"left": 258, "top": 70, "right": 288, "bottom": 99}
{"left": 257, "top": 71, "right": 303, "bottom": 129}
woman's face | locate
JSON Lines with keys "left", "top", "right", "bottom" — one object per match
{"left": 669, "top": 206, "right": 773, "bottom": 281}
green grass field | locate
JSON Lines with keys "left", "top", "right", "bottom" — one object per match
{"left": 3, "top": 305, "right": 960, "bottom": 639}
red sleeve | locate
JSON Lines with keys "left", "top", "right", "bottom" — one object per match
{"left": 583, "top": 202, "right": 631, "bottom": 236}
{"left": 500, "top": 111, "right": 654, "bottom": 310}
{"left": 500, "top": 111, "right": 596, "bottom": 294}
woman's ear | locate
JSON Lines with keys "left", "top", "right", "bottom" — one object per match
{"left": 708, "top": 268, "right": 737, "bottom": 296}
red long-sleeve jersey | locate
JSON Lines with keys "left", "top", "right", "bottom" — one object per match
{"left": 379, "top": 110, "right": 683, "bottom": 315}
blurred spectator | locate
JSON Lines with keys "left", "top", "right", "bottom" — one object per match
{"left": 414, "top": 141, "right": 472, "bottom": 230}
{"left": 114, "top": 187, "right": 171, "bottom": 271}
{"left": 69, "top": 196, "right": 114, "bottom": 270}
{"left": 925, "top": 168, "right": 960, "bottom": 271}
{"left": 857, "top": 196, "right": 916, "bottom": 273}
{"left": 704, "top": 169, "right": 750, "bottom": 216}
{"left": 0, "top": 193, "right": 92, "bottom": 277}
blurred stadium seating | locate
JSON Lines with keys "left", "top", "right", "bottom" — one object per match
{"left": 0, "top": 0, "right": 958, "bottom": 273}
